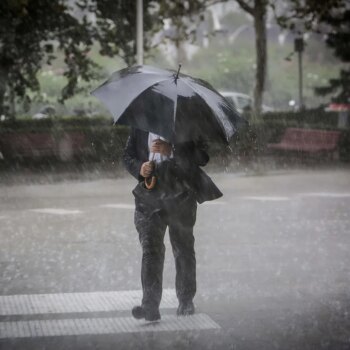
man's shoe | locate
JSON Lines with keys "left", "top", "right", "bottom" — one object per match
{"left": 177, "top": 301, "right": 195, "bottom": 316}
{"left": 132, "top": 306, "right": 161, "bottom": 321}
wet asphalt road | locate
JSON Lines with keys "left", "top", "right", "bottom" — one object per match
{"left": 0, "top": 168, "right": 350, "bottom": 350}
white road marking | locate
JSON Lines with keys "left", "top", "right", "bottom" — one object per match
{"left": 100, "top": 204, "right": 135, "bottom": 210}
{"left": 29, "top": 208, "right": 83, "bottom": 215}
{"left": 203, "top": 201, "right": 227, "bottom": 205}
{"left": 0, "top": 289, "right": 221, "bottom": 339}
{"left": 241, "top": 196, "right": 290, "bottom": 201}
{"left": 0, "top": 314, "right": 220, "bottom": 339}
{"left": 0, "top": 289, "right": 177, "bottom": 316}
{"left": 299, "top": 192, "right": 350, "bottom": 198}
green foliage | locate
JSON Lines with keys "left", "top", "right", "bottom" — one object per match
{"left": 0, "top": 116, "right": 129, "bottom": 163}
{"left": 0, "top": 0, "right": 100, "bottom": 117}
{"left": 207, "top": 109, "right": 346, "bottom": 162}
{"left": 315, "top": 10, "right": 350, "bottom": 103}
{"left": 187, "top": 43, "right": 255, "bottom": 94}
{"left": 262, "top": 110, "right": 339, "bottom": 129}
{"left": 274, "top": 0, "right": 347, "bottom": 32}
{"left": 157, "top": 0, "right": 209, "bottom": 43}
{"left": 0, "top": 116, "right": 113, "bottom": 133}
{"left": 272, "top": 0, "right": 349, "bottom": 103}
{"left": 91, "top": 0, "right": 160, "bottom": 65}
{"left": 1, "top": 0, "right": 348, "bottom": 119}
{"left": 0, "top": 0, "right": 215, "bottom": 117}
{"left": 339, "top": 130, "right": 350, "bottom": 161}
{"left": 184, "top": 32, "right": 341, "bottom": 109}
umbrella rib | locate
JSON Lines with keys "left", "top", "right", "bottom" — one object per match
{"left": 173, "top": 83, "right": 178, "bottom": 128}
{"left": 179, "top": 78, "right": 235, "bottom": 141}
{"left": 114, "top": 76, "right": 172, "bottom": 122}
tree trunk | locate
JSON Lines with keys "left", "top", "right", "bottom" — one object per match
{"left": 253, "top": 0, "right": 267, "bottom": 119}
{"left": 0, "top": 65, "right": 8, "bottom": 117}
{"left": 9, "top": 85, "right": 16, "bottom": 118}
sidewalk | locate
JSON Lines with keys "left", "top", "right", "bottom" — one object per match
{"left": 1, "top": 168, "right": 350, "bottom": 349}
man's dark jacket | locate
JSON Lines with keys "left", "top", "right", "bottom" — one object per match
{"left": 123, "top": 128, "right": 222, "bottom": 204}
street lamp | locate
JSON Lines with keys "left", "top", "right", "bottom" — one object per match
{"left": 136, "top": 0, "right": 143, "bottom": 65}
{"left": 284, "top": 37, "right": 305, "bottom": 111}
{"left": 294, "top": 37, "right": 304, "bottom": 111}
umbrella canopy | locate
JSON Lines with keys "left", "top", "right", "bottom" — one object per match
{"left": 92, "top": 65, "right": 247, "bottom": 143}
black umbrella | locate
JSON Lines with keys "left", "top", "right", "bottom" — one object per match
{"left": 92, "top": 64, "right": 246, "bottom": 144}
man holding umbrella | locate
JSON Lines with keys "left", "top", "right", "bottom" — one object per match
{"left": 92, "top": 64, "right": 245, "bottom": 322}
{"left": 123, "top": 129, "right": 222, "bottom": 321}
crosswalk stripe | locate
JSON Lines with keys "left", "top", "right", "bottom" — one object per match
{"left": 202, "top": 201, "right": 227, "bottom": 205}
{"left": 299, "top": 192, "right": 350, "bottom": 198}
{"left": 0, "top": 289, "right": 177, "bottom": 316}
{"left": 28, "top": 208, "right": 82, "bottom": 215}
{"left": 241, "top": 196, "right": 290, "bottom": 201}
{"left": 0, "top": 314, "right": 220, "bottom": 339}
{"left": 100, "top": 204, "right": 135, "bottom": 209}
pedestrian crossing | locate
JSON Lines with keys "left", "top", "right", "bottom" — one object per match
{"left": 100, "top": 204, "right": 135, "bottom": 210}
{"left": 242, "top": 196, "right": 290, "bottom": 201}
{"left": 0, "top": 289, "right": 178, "bottom": 315}
{"left": 0, "top": 314, "right": 219, "bottom": 339}
{"left": 29, "top": 208, "right": 83, "bottom": 215}
{"left": 298, "top": 192, "right": 350, "bottom": 198}
{"left": 0, "top": 289, "right": 220, "bottom": 339}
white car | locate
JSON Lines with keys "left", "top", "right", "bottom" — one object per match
{"left": 220, "top": 91, "right": 274, "bottom": 113}
{"left": 32, "top": 105, "right": 56, "bottom": 119}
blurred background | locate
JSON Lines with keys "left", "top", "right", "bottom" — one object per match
{"left": 0, "top": 0, "right": 349, "bottom": 179}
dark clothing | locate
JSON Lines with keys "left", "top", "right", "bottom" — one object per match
{"left": 134, "top": 190, "right": 197, "bottom": 309}
{"left": 123, "top": 128, "right": 222, "bottom": 310}
{"left": 123, "top": 128, "right": 223, "bottom": 203}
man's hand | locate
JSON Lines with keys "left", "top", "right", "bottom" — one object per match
{"left": 140, "top": 161, "right": 154, "bottom": 178}
{"left": 151, "top": 139, "right": 172, "bottom": 156}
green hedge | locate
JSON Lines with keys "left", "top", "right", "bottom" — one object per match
{"left": 207, "top": 109, "right": 349, "bottom": 162}
{"left": 0, "top": 117, "right": 130, "bottom": 164}
{"left": 339, "top": 130, "right": 350, "bottom": 161}
{"left": 262, "top": 109, "right": 339, "bottom": 129}
{"left": 0, "top": 116, "right": 114, "bottom": 133}
{"left": 0, "top": 111, "right": 349, "bottom": 165}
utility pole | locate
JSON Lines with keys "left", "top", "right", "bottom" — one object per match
{"left": 136, "top": 0, "right": 143, "bottom": 65}
{"left": 294, "top": 37, "right": 304, "bottom": 111}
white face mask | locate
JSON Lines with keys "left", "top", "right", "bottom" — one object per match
{"left": 148, "top": 133, "right": 173, "bottom": 163}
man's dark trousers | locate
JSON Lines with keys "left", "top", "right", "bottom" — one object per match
{"left": 134, "top": 189, "right": 197, "bottom": 311}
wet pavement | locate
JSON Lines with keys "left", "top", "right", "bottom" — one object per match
{"left": 1, "top": 168, "right": 350, "bottom": 349}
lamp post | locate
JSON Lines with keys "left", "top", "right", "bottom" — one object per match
{"left": 294, "top": 37, "right": 304, "bottom": 111}
{"left": 136, "top": 0, "right": 143, "bottom": 65}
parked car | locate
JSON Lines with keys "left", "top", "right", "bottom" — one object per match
{"left": 32, "top": 105, "right": 56, "bottom": 119}
{"left": 220, "top": 91, "right": 274, "bottom": 113}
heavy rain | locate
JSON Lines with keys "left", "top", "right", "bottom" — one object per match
{"left": 0, "top": 1, "right": 350, "bottom": 349}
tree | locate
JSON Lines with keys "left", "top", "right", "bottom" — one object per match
{"left": 0, "top": 0, "right": 99, "bottom": 117}
{"left": 91, "top": 0, "right": 161, "bottom": 66}
{"left": 232, "top": 0, "right": 349, "bottom": 116}
{"left": 272, "top": 0, "right": 348, "bottom": 104}
{"left": 274, "top": 0, "right": 346, "bottom": 32}
{"left": 93, "top": 0, "right": 210, "bottom": 66}
{"left": 233, "top": 0, "right": 268, "bottom": 117}
{"left": 0, "top": 0, "right": 214, "bottom": 117}
{"left": 314, "top": 9, "right": 350, "bottom": 103}
{"left": 156, "top": 1, "right": 210, "bottom": 64}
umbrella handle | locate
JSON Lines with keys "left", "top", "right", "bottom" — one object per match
{"left": 144, "top": 176, "right": 157, "bottom": 190}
